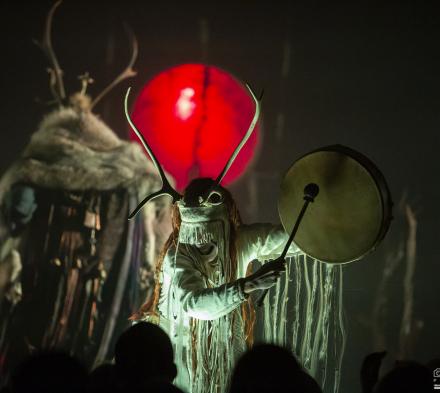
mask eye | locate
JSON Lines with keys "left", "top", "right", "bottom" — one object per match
{"left": 206, "top": 190, "right": 223, "bottom": 205}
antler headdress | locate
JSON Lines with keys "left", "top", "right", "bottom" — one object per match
{"left": 37, "top": 0, "right": 138, "bottom": 110}
{"left": 124, "top": 84, "right": 261, "bottom": 219}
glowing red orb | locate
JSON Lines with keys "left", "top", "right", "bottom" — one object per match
{"left": 130, "top": 64, "right": 259, "bottom": 190}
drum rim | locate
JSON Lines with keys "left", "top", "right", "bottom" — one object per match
{"left": 278, "top": 144, "right": 393, "bottom": 264}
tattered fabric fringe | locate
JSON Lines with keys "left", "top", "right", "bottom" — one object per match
{"left": 262, "top": 255, "right": 346, "bottom": 393}
{"left": 178, "top": 224, "right": 217, "bottom": 245}
{"left": 170, "top": 224, "right": 238, "bottom": 393}
{"left": 190, "top": 314, "right": 236, "bottom": 393}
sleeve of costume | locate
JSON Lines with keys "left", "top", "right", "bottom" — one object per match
{"left": 173, "top": 252, "right": 247, "bottom": 321}
{"left": 237, "top": 223, "right": 300, "bottom": 267}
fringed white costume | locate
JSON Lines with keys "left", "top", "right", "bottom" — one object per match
{"left": 157, "top": 202, "right": 298, "bottom": 392}
{"left": 124, "top": 84, "right": 346, "bottom": 393}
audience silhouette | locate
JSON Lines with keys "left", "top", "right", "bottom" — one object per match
{"left": 228, "top": 343, "right": 322, "bottom": 393}
{"left": 10, "top": 350, "right": 87, "bottom": 393}
{"left": 86, "top": 363, "right": 117, "bottom": 393}
{"left": 2, "top": 324, "right": 435, "bottom": 393}
{"left": 361, "top": 351, "right": 433, "bottom": 393}
{"left": 114, "top": 322, "right": 179, "bottom": 392}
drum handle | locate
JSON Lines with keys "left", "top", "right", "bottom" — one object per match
{"left": 257, "top": 183, "right": 319, "bottom": 307}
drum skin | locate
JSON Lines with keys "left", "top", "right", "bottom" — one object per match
{"left": 278, "top": 145, "right": 393, "bottom": 264}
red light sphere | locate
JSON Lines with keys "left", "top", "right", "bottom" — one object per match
{"left": 130, "top": 64, "right": 259, "bottom": 190}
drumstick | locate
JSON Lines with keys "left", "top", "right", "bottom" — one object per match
{"left": 256, "top": 183, "right": 319, "bottom": 307}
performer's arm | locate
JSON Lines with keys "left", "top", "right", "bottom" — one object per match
{"left": 174, "top": 252, "right": 247, "bottom": 321}
{"left": 238, "top": 223, "right": 300, "bottom": 264}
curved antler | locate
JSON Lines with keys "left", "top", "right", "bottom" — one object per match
{"left": 124, "top": 88, "right": 182, "bottom": 219}
{"left": 197, "top": 83, "right": 261, "bottom": 206}
{"left": 214, "top": 83, "right": 260, "bottom": 185}
{"left": 91, "top": 25, "right": 138, "bottom": 109}
{"left": 38, "top": 0, "right": 66, "bottom": 106}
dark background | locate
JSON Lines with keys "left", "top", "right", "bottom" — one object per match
{"left": 1, "top": 1, "right": 439, "bottom": 391}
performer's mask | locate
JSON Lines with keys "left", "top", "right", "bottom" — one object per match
{"left": 123, "top": 84, "right": 261, "bottom": 235}
{"left": 178, "top": 181, "right": 229, "bottom": 246}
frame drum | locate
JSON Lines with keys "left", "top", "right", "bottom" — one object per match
{"left": 278, "top": 145, "right": 393, "bottom": 264}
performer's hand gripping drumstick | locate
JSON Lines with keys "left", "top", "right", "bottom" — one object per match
{"left": 241, "top": 183, "right": 319, "bottom": 306}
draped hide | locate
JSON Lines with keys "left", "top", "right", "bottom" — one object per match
{"left": 0, "top": 107, "right": 172, "bottom": 375}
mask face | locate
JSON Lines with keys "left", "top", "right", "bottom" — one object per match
{"left": 177, "top": 178, "right": 235, "bottom": 282}
{"left": 181, "top": 178, "right": 224, "bottom": 208}
{"left": 177, "top": 202, "right": 229, "bottom": 246}
{"left": 177, "top": 178, "right": 230, "bottom": 248}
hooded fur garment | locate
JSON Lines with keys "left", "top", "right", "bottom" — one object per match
{"left": 0, "top": 106, "right": 173, "bottom": 371}
{"left": 0, "top": 108, "right": 164, "bottom": 203}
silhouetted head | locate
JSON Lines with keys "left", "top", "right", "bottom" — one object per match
{"left": 114, "top": 322, "right": 177, "bottom": 387}
{"left": 87, "top": 363, "right": 118, "bottom": 393}
{"left": 229, "top": 344, "right": 321, "bottom": 393}
{"left": 374, "top": 361, "right": 431, "bottom": 393}
{"left": 11, "top": 350, "right": 87, "bottom": 393}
